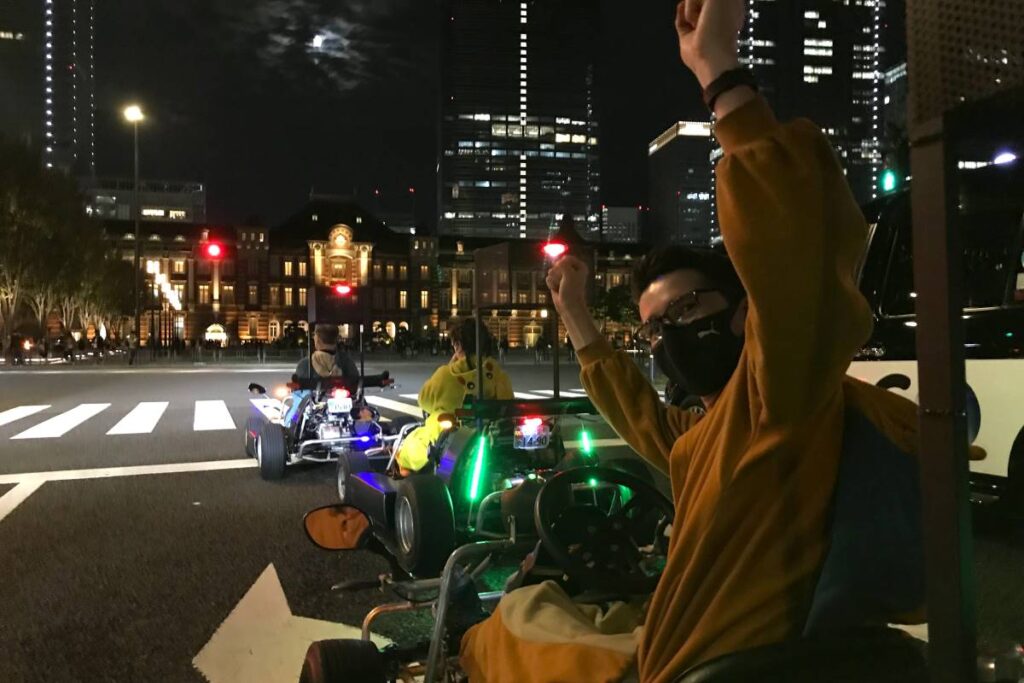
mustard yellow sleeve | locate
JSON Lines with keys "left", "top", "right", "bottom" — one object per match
{"left": 578, "top": 339, "right": 699, "bottom": 475}
{"left": 715, "top": 97, "right": 873, "bottom": 423}
{"left": 418, "top": 365, "right": 462, "bottom": 416}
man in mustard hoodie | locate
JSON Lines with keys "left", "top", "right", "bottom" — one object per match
{"left": 396, "top": 318, "right": 513, "bottom": 474}
{"left": 459, "top": 1, "right": 924, "bottom": 681}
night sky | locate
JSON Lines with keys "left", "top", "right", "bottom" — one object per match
{"left": 92, "top": 1, "right": 707, "bottom": 227}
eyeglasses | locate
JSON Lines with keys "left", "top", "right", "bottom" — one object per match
{"left": 637, "top": 289, "right": 720, "bottom": 342}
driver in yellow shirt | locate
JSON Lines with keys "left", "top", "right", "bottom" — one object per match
{"left": 396, "top": 318, "right": 513, "bottom": 474}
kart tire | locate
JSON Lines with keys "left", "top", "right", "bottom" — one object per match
{"left": 299, "top": 639, "right": 386, "bottom": 683}
{"left": 336, "top": 451, "right": 369, "bottom": 504}
{"left": 256, "top": 424, "right": 287, "bottom": 481}
{"left": 243, "top": 415, "right": 260, "bottom": 458}
{"left": 394, "top": 475, "right": 456, "bottom": 577}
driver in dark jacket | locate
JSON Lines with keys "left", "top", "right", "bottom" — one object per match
{"left": 294, "top": 324, "right": 359, "bottom": 384}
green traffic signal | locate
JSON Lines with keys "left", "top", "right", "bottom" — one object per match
{"left": 880, "top": 169, "right": 898, "bottom": 193}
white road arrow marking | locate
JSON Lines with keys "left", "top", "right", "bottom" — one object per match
{"left": 0, "top": 480, "right": 45, "bottom": 524}
{"left": 193, "top": 564, "right": 390, "bottom": 683}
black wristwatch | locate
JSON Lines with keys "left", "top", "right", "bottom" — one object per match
{"left": 702, "top": 68, "right": 758, "bottom": 112}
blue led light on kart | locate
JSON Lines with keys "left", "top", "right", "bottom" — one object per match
{"left": 468, "top": 436, "right": 487, "bottom": 502}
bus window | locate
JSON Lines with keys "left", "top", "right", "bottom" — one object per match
{"left": 880, "top": 207, "right": 1023, "bottom": 316}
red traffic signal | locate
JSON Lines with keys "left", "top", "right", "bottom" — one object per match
{"left": 542, "top": 241, "right": 568, "bottom": 260}
{"left": 203, "top": 243, "right": 223, "bottom": 259}
{"left": 334, "top": 284, "right": 353, "bottom": 296}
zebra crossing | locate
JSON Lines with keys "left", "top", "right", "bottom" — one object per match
{"left": 0, "top": 388, "right": 624, "bottom": 443}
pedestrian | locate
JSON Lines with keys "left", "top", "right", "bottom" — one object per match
{"left": 127, "top": 332, "right": 138, "bottom": 366}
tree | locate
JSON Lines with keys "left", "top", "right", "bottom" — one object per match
{"left": 591, "top": 284, "right": 639, "bottom": 334}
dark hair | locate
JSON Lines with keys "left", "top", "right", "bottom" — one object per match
{"left": 449, "top": 317, "right": 495, "bottom": 362}
{"left": 631, "top": 246, "right": 745, "bottom": 304}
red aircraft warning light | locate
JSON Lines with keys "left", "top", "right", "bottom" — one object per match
{"left": 542, "top": 241, "right": 568, "bottom": 260}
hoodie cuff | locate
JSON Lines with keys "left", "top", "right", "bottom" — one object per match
{"left": 576, "top": 338, "right": 615, "bottom": 367}
{"left": 714, "top": 95, "right": 779, "bottom": 154}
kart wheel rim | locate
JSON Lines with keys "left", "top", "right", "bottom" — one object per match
{"left": 337, "top": 465, "right": 346, "bottom": 501}
{"left": 396, "top": 496, "right": 415, "bottom": 555}
{"left": 256, "top": 437, "right": 262, "bottom": 466}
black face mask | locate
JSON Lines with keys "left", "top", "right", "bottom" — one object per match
{"left": 659, "top": 306, "right": 744, "bottom": 398}
{"left": 653, "top": 339, "right": 687, "bottom": 392}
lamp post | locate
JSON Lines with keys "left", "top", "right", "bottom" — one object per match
{"left": 123, "top": 104, "right": 145, "bottom": 343}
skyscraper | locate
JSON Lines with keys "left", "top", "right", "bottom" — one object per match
{"left": 44, "top": 0, "right": 97, "bottom": 174}
{"left": 0, "top": 0, "right": 40, "bottom": 148}
{"left": 648, "top": 121, "right": 716, "bottom": 246}
{"left": 438, "top": 0, "right": 601, "bottom": 240}
{"left": 740, "top": 0, "right": 885, "bottom": 203}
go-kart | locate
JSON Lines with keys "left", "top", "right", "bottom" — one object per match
{"left": 298, "top": 462, "right": 933, "bottom": 683}
{"left": 299, "top": 465, "right": 676, "bottom": 683}
{"left": 245, "top": 372, "right": 396, "bottom": 481}
{"left": 336, "top": 395, "right": 615, "bottom": 577}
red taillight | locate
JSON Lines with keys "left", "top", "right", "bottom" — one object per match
{"left": 542, "top": 242, "right": 568, "bottom": 259}
{"left": 520, "top": 417, "right": 543, "bottom": 435}
{"left": 333, "top": 388, "right": 350, "bottom": 399}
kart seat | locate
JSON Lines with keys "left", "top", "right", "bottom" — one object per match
{"left": 675, "top": 406, "right": 929, "bottom": 682}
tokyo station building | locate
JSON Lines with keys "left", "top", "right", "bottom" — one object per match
{"left": 105, "top": 196, "right": 645, "bottom": 349}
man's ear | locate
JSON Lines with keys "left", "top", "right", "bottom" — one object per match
{"left": 731, "top": 297, "right": 749, "bottom": 336}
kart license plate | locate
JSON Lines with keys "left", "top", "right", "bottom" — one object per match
{"left": 514, "top": 424, "right": 551, "bottom": 450}
{"left": 327, "top": 397, "right": 353, "bottom": 414}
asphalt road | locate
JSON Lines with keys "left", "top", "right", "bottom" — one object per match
{"left": 1, "top": 360, "right": 1023, "bottom": 682}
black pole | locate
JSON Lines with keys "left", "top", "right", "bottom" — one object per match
{"left": 552, "top": 310, "right": 560, "bottom": 399}
{"left": 132, "top": 121, "right": 141, "bottom": 342}
{"left": 910, "top": 114, "right": 976, "bottom": 683}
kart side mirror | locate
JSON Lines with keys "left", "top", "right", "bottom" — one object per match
{"left": 248, "top": 383, "right": 267, "bottom": 395}
{"left": 303, "top": 505, "right": 372, "bottom": 551}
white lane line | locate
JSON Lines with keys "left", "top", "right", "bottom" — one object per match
{"left": 364, "top": 396, "right": 423, "bottom": 418}
{"left": 399, "top": 393, "right": 420, "bottom": 400}
{"left": 0, "top": 480, "right": 45, "bottom": 523}
{"left": 106, "top": 402, "right": 169, "bottom": 435}
{"left": 194, "top": 400, "right": 236, "bottom": 431}
{"left": 0, "top": 405, "right": 51, "bottom": 427}
{"left": 0, "top": 459, "right": 256, "bottom": 486}
{"left": 564, "top": 438, "right": 627, "bottom": 449}
{"left": 11, "top": 403, "right": 110, "bottom": 440}
{"left": 513, "top": 392, "right": 547, "bottom": 399}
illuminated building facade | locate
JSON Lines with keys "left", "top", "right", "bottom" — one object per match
{"left": 439, "top": 0, "right": 601, "bottom": 240}
{"left": 43, "top": 0, "right": 97, "bottom": 174}
{"left": 648, "top": 121, "right": 717, "bottom": 246}
{"left": 741, "top": 0, "right": 885, "bottom": 202}
{"left": 81, "top": 178, "right": 208, "bottom": 223}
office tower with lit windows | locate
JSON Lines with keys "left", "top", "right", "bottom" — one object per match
{"left": 648, "top": 121, "right": 717, "bottom": 246}
{"left": 40, "top": 0, "right": 97, "bottom": 174}
{"left": 740, "top": 0, "right": 885, "bottom": 203}
{"left": 438, "top": 0, "right": 601, "bottom": 240}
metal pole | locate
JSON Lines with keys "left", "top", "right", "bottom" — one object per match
{"left": 910, "top": 115, "right": 976, "bottom": 683}
{"left": 132, "top": 121, "right": 141, "bottom": 341}
{"left": 552, "top": 310, "right": 560, "bottom": 398}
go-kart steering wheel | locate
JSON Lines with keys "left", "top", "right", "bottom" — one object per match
{"left": 534, "top": 466, "right": 674, "bottom": 595}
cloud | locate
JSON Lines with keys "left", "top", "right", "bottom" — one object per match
{"left": 205, "top": 0, "right": 425, "bottom": 92}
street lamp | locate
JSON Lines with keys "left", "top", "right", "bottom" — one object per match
{"left": 123, "top": 104, "right": 145, "bottom": 344}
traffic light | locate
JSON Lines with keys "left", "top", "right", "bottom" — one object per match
{"left": 880, "top": 169, "right": 899, "bottom": 194}
{"left": 333, "top": 283, "right": 353, "bottom": 296}
{"left": 203, "top": 242, "right": 224, "bottom": 259}
{"left": 542, "top": 240, "right": 568, "bottom": 260}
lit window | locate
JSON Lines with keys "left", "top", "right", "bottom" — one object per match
{"left": 312, "top": 214, "right": 318, "bottom": 222}
{"left": 259, "top": 233, "right": 264, "bottom": 243}
{"left": 299, "top": 288, "right": 307, "bottom": 307}
{"left": 168, "top": 209, "right": 186, "bottom": 220}
{"left": 804, "top": 10, "right": 819, "bottom": 18}
{"left": 399, "top": 265, "right": 408, "bottom": 280}
{"left": 386, "top": 264, "right": 395, "bottom": 280}
{"left": 248, "top": 285, "right": 258, "bottom": 304}
{"left": 284, "top": 261, "right": 293, "bottom": 277}
{"left": 269, "top": 286, "right": 280, "bottom": 306}
{"left": 173, "top": 260, "right": 185, "bottom": 274}
{"left": 142, "top": 208, "right": 165, "bottom": 217}
{"left": 373, "top": 263, "right": 382, "bottom": 279}
{"left": 399, "top": 291, "right": 408, "bottom": 309}
{"left": 284, "top": 287, "right": 293, "bottom": 307}
{"left": 198, "top": 284, "right": 211, "bottom": 304}
{"left": 298, "top": 262, "right": 307, "bottom": 277}
{"left": 420, "top": 290, "right": 429, "bottom": 308}
{"left": 420, "top": 265, "right": 429, "bottom": 279}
